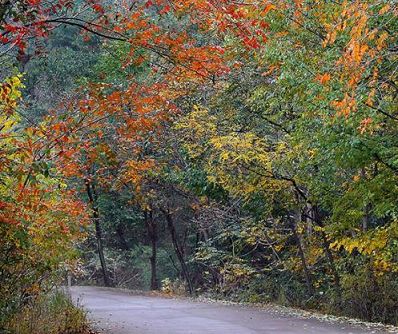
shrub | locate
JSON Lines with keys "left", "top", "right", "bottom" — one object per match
{"left": 3, "top": 290, "right": 90, "bottom": 334}
{"left": 161, "top": 278, "right": 187, "bottom": 296}
{"left": 340, "top": 265, "right": 398, "bottom": 324}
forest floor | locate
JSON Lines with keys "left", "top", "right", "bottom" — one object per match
{"left": 71, "top": 286, "right": 397, "bottom": 334}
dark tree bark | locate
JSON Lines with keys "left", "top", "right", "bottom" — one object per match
{"left": 144, "top": 210, "right": 159, "bottom": 290}
{"left": 0, "top": 0, "right": 10, "bottom": 24}
{"left": 311, "top": 206, "right": 342, "bottom": 302}
{"left": 361, "top": 168, "right": 371, "bottom": 231}
{"left": 162, "top": 209, "right": 193, "bottom": 294}
{"left": 85, "top": 179, "right": 111, "bottom": 287}
{"left": 115, "top": 225, "right": 130, "bottom": 251}
{"left": 290, "top": 215, "right": 314, "bottom": 296}
{"left": 320, "top": 231, "right": 341, "bottom": 301}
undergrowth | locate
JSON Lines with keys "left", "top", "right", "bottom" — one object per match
{"left": 2, "top": 290, "right": 91, "bottom": 334}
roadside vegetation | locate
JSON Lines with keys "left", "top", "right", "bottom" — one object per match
{"left": 3, "top": 291, "right": 90, "bottom": 334}
{"left": 1, "top": 0, "right": 397, "bottom": 330}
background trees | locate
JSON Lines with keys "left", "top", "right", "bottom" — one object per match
{"left": 1, "top": 0, "right": 397, "bottom": 328}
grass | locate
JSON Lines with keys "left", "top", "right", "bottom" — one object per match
{"left": 3, "top": 290, "right": 92, "bottom": 334}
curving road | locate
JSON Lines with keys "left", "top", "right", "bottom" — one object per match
{"left": 71, "top": 286, "right": 389, "bottom": 334}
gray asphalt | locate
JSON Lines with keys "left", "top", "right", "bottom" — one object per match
{"left": 71, "top": 286, "right": 388, "bottom": 334}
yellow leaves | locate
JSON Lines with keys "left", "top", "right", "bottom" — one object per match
{"left": 206, "top": 132, "right": 277, "bottom": 198}
{"left": 220, "top": 262, "right": 257, "bottom": 285}
{"left": 0, "top": 118, "right": 17, "bottom": 132}
{"left": 119, "top": 159, "right": 157, "bottom": 197}
{"left": 209, "top": 132, "right": 270, "bottom": 166}
{"left": 176, "top": 105, "right": 290, "bottom": 200}
{"left": 350, "top": 42, "right": 369, "bottom": 64}
{"left": 330, "top": 222, "right": 398, "bottom": 273}
{"left": 376, "top": 31, "right": 389, "bottom": 51}
{"left": 0, "top": 74, "right": 24, "bottom": 114}
{"left": 0, "top": 73, "right": 88, "bottom": 291}
{"left": 323, "top": 30, "right": 337, "bottom": 47}
{"left": 175, "top": 105, "right": 217, "bottom": 158}
{"left": 379, "top": 4, "right": 390, "bottom": 15}
{"left": 373, "top": 259, "right": 391, "bottom": 273}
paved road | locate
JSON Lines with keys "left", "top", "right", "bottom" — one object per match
{"left": 71, "top": 286, "right": 388, "bottom": 334}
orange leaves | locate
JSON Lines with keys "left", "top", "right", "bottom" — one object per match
{"left": 159, "top": 0, "right": 272, "bottom": 51}
{"left": 125, "top": 13, "right": 148, "bottom": 31}
{"left": 315, "top": 1, "right": 395, "bottom": 123}
{"left": 261, "top": 64, "right": 279, "bottom": 78}
{"left": 379, "top": 4, "right": 390, "bottom": 15}
{"left": 124, "top": 159, "right": 155, "bottom": 183}
{"left": 1, "top": 0, "right": 273, "bottom": 219}
{"left": 0, "top": 201, "right": 20, "bottom": 226}
{"left": 52, "top": 121, "right": 67, "bottom": 133}
{"left": 358, "top": 117, "right": 373, "bottom": 134}
{"left": 376, "top": 31, "right": 389, "bottom": 51}
{"left": 316, "top": 73, "right": 331, "bottom": 85}
{"left": 331, "top": 93, "right": 357, "bottom": 117}
{"left": 261, "top": 3, "right": 276, "bottom": 16}
{"left": 322, "top": 31, "right": 337, "bottom": 48}
{"left": 170, "top": 45, "right": 230, "bottom": 80}
{"left": 349, "top": 43, "right": 369, "bottom": 65}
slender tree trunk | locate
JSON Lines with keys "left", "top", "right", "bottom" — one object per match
{"left": 361, "top": 168, "right": 370, "bottom": 231}
{"left": 362, "top": 204, "right": 371, "bottom": 232}
{"left": 162, "top": 209, "right": 193, "bottom": 294}
{"left": 85, "top": 179, "right": 111, "bottom": 287}
{"left": 144, "top": 210, "right": 159, "bottom": 290}
{"left": 320, "top": 231, "right": 342, "bottom": 301}
{"left": 115, "top": 225, "right": 130, "bottom": 251}
{"left": 0, "top": 0, "right": 10, "bottom": 24}
{"left": 290, "top": 215, "right": 314, "bottom": 296}
{"left": 312, "top": 205, "right": 341, "bottom": 301}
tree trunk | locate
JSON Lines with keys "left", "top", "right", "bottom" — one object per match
{"left": 362, "top": 204, "right": 371, "bottom": 232}
{"left": 290, "top": 215, "right": 314, "bottom": 296}
{"left": 312, "top": 205, "right": 342, "bottom": 301}
{"left": 115, "top": 225, "right": 130, "bottom": 251}
{"left": 361, "top": 168, "right": 370, "bottom": 231}
{"left": 144, "top": 210, "right": 159, "bottom": 290}
{"left": 320, "top": 231, "right": 342, "bottom": 301}
{"left": 85, "top": 179, "right": 111, "bottom": 287}
{"left": 162, "top": 209, "right": 193, "bottom": 294}
{"left": 0, "top": 0, "right": 10, "bottom": 24}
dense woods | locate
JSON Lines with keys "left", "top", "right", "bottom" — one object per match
{"left": 1, "top": 0, "right": 397, "bottom": 331}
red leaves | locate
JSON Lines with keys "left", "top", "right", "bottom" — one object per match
{"left": 243, "top": 36, "right": 261, "bottom": 49}
{"left": 3, "top": 24, "right": 19, "bottom": 33}
{"left": 159, "top": 5, "right": 171, "bottom": 15}
{"left": 92, "top": 4, "right": 105, "bottom": 14}
{"left": 1, "top": 0, "right": 274, "bottom": 226}
{"left": 0, "top": 0, "right": 107, "bottom": 55}
{"left": 27, "top": 0, "right": 41, "bottom": 5}
{"left": 145, "top": 0, "right": 154, "bottom": 8}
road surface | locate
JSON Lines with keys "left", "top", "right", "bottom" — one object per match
{"left": 71, "top": 286, "right": 390, "bottom": 334}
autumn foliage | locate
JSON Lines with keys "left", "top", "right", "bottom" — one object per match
{"left": 1, "top": 0, "right": 397, "bottom": 328}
